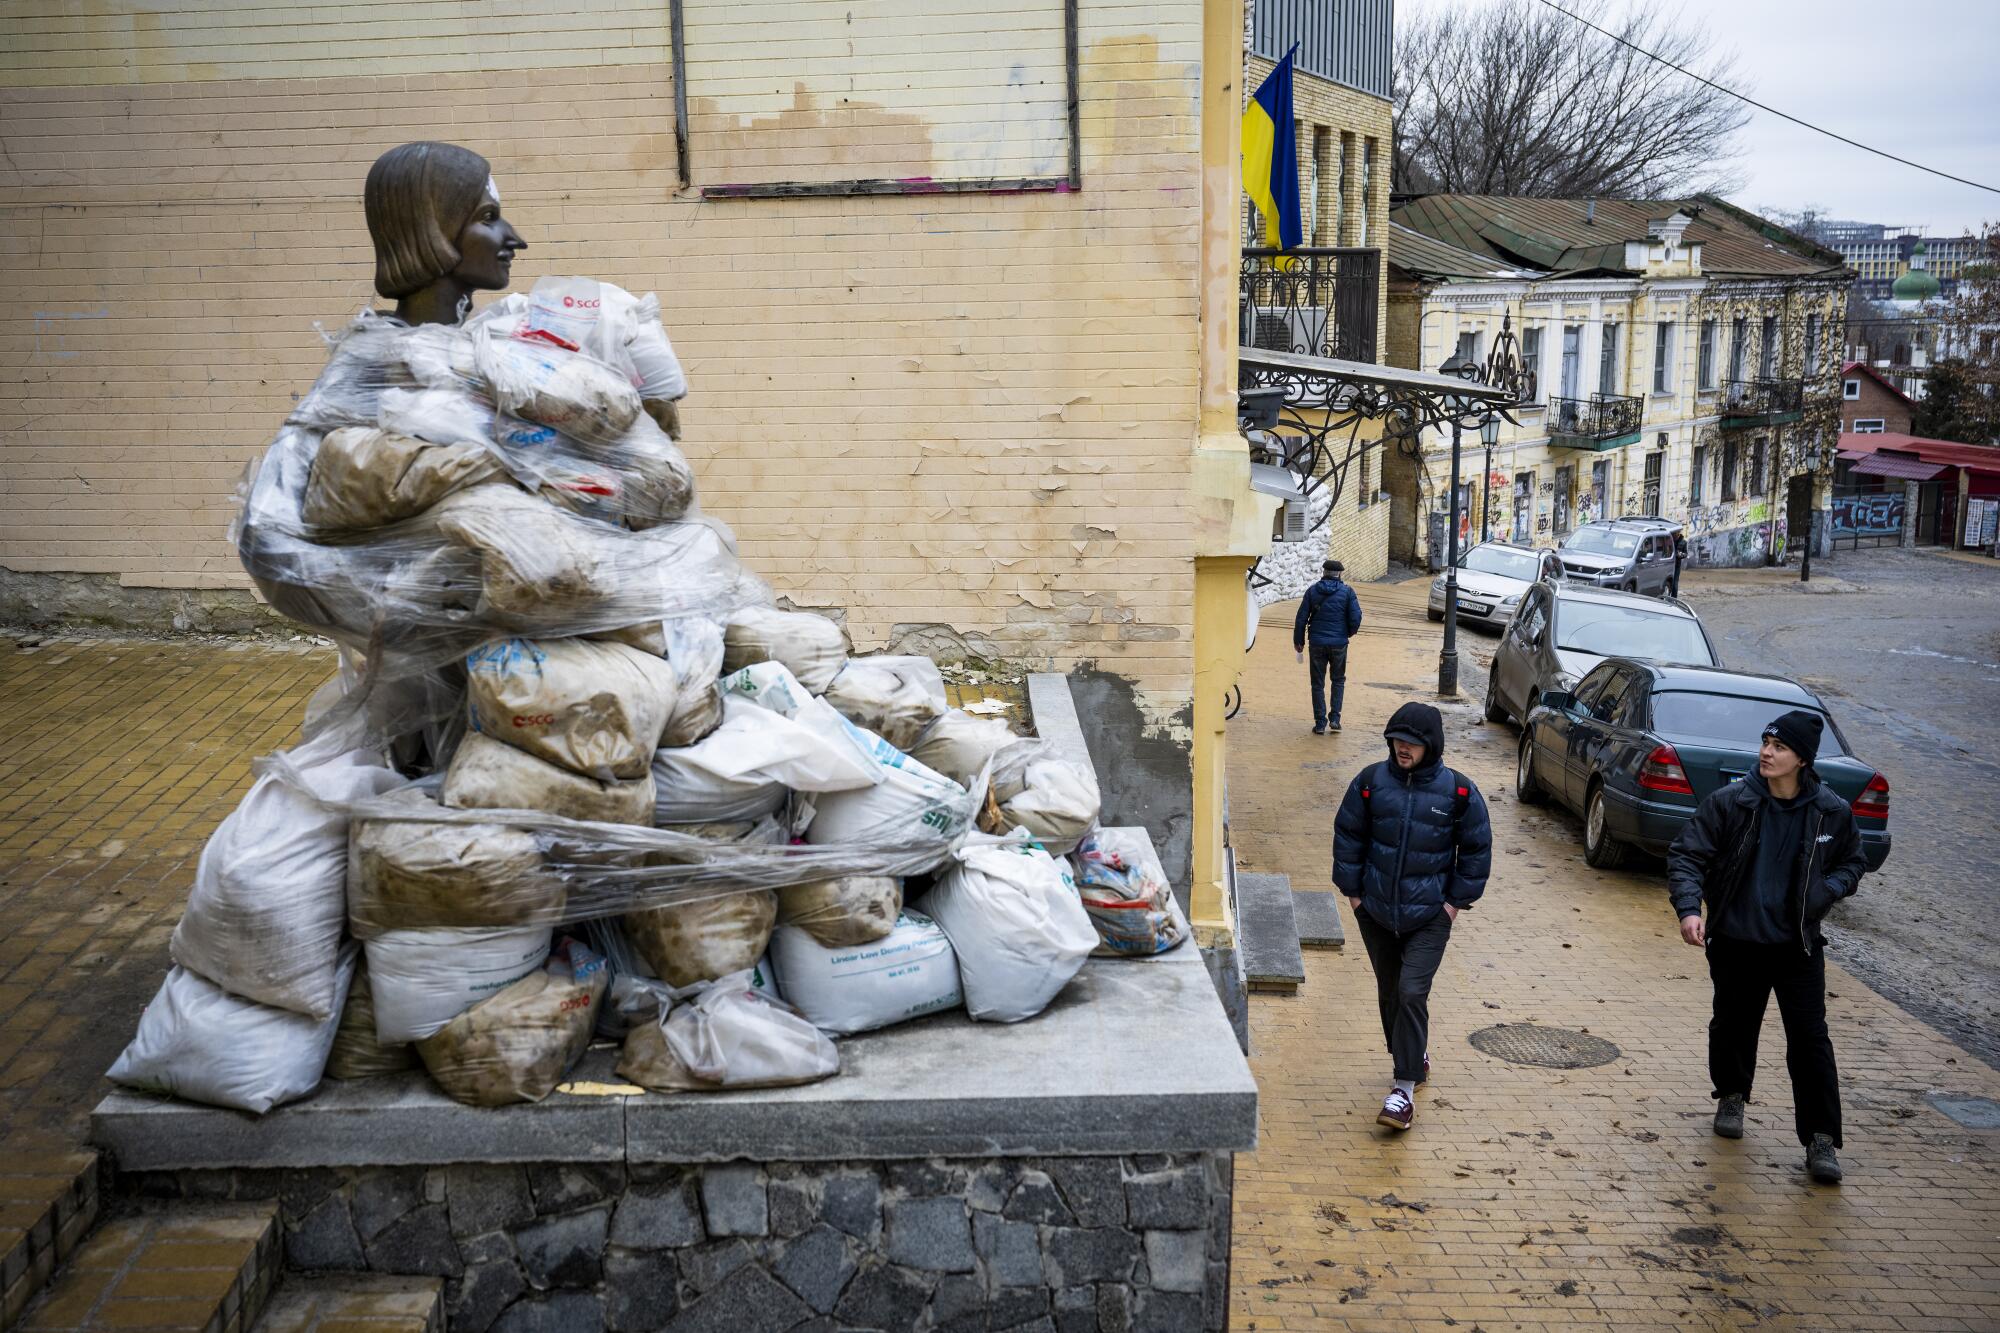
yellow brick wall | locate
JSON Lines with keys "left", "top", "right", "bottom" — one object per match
{"left": 0, "top": 1, "right": 1205, "bottom": 700}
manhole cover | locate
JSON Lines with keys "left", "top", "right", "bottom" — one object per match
{"left": 1469, "top": 1024, "right": 1620, "bottom": 1069}
{"left": 1926, "top": 1094, "right": 2000, "bottom": 1129}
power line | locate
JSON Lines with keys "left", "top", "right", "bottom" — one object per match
{"left": 1535, "top": 0, "right": 2000, "bottom": 197}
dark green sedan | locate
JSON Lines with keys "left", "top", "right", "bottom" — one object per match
{"left": 1515, "top": 659, "right": 1893, "bottom": 871}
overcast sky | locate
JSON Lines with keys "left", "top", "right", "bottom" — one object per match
{"left": 1401, "top": 0, "right": 2000, "bottom": 236}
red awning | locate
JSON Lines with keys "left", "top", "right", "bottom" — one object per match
{"left": 1843, "top": 452, "right": 1946, "bottom": 481}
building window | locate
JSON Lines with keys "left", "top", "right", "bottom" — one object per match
{"left": 1521, "top": 326, "right": 1543, "bottom": 403}
{"left": 1356, "top": 448, "right": 1371, "bottom": 509}
{"left": 1561, "top": 325, "right": 1582, "bottom": 398}
{"left": 1553, "top": 465, "right": 1574, "bottom": 536}
{"left": 1729, "top": 317, "right": 1748, "bottom": 381}
{"left": 1301, "top": 121, "right": 1318, "bottom": 245}
{"left": 1644, "top": 439, "right": 1665, "bottom": 516}
{"left": 1691, "top": 444, "right": 1707, "bottom": 505}
{"left": 1750, "top": 438, "right": 1766, "bottom": 495}
{"left": 1698, "top": 320, "right": 1717, "bottom": 389}
{"left": 1805, "top": 313, "right": 1822, "bottom": 376}
{"left": 1455, "top": 330, "right": 1480, "bottom": 367}
{"left": 1653, "top": 321, "right": 1674, "bottom": 393}
{"left": 1843, "top": 378, "right": 1861, "bottom": 400}
{"left": 1721, "top": 439, "right": 1739, "bottom": 501}
{"left": 1513, "top": 472, "right": 1533, "bottom": 543}
{"left": 1311, "top": 127, "right": 1332, "bottom": 246}
{"left": 1357, "top": 138, "right": 1376, "bottom": 247}
{"left": 1852, "top": 418, "right": 1886, "bottom": 433}
{"left": 1336, "top": 131, "right": 1354, "bottom": 244}
{"left": 1599, "top": 323, "right": 1620, "bottom": 395}
{"left": 1759, "top": 315, "right": 1778, "bottom": 378}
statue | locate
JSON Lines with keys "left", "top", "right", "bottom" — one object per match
{"left": 364, "top": 141, "right": 526, "bottom": 327}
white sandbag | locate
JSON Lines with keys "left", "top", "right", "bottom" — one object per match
{"left": 615, "top": 970, "right": 838, "bottom": 1092}
{"left": 803, "top": 730, "right": 975, "bottom": 865}
{"left": 416, "top": 939, "right": 608, "bottom": 1107}
{"left": 364, "top": 925, "right": 553, "bottom": 1043}
{"left": 107, "top": 952, "right": 356, "bottom": 1114}
{"left": 984, "top": 741, "right": 1101, "bottom": 855}
{"left": 651, "top": 694, "right": 877, "bottom": 824}
{"left": 660, "top": 618, "right": 726, "bottom": 747}
{"left": 920, "top": 840, "right": 1096, "bottom": 1023}
{"left": 466, "top": 636, "right": 678, "bottom": 780}
{"left": 348, "top": 788, "right": 561, "bottom": 936}
{"left": 777, "top": 876, "right": 902, "bottom": 947}
{"left": 472, "top": 324, "right": 641, "bottom": 445}
{"left": 907, "top": 709, "right": 1018, "bottom": 786}
{"left": 624, "top": 890, "right": 777, "bottom": 988}
{"left": 170, "top": 752, "right": 401, "bottom": 1020}
{"left": 722, "top": 607, "right": 849, "bottom": 694}
{"left": 443, "top": 730, "right": 656, "bottom": 825}
{"left": 821, "top": 657, "right": 948, "bottom": 751}
{"left": 1073, "top": 827, "right": 1187, "bottom": 957}
{"left": 768, "top": 910, "right": 963, "bottom": 1035}
{"left": 302, "top": 425, "right": 503, "bottom": 532}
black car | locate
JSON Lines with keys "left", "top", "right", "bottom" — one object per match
{"left": 1485, "top": 582, "right": 1720, "bottom": 729}
{"left": 1516, "top": 659, "right": 1893, "bottom": 871}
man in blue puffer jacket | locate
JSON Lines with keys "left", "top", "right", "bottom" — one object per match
{"left": 1333, "top": 701, "right": 1492, "bottom": 1131}
{"left": 1293, "top": 559, "right": 1363, "bottom": 734}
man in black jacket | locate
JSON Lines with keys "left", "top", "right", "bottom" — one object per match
{"left": 1666, "top": 709, "right": 1869, "bottom": 1184}
{"left": 1333, "top": 702, "right": 1492, "bottom": 1131}
{"left": 1293, "top": 560, "right": 1363, "bottom": 734}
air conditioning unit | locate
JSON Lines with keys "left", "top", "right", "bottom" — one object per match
{"left": 1250, "top": 306, "right": 1330, "bottom": 356}
{"left": 1272, "top": 496, "right": 1310, "bottom": 543}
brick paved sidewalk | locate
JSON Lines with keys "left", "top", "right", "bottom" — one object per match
{"left": 1226, "top": 584, "right": 2000, "bottom": 1331}
{"left": 0, "top": 635, "right": 335, "bottom": 1155}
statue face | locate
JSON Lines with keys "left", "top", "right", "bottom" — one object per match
{"left": 451, "top": 189, "right": 526, "bottom": 291}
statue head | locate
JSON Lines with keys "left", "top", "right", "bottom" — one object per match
{"left": 364, "top": 142, "right": 525, "bottom": 319}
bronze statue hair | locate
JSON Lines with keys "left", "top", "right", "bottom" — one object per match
{"left": 364, "top": 142, "right": 494, "bottom": 300}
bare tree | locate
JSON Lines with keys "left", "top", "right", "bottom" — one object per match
{"left": 1760, "top": 205, "right": 1838, "bottom": 247}
{"left": 1394, "top": 0, "right": 1750, "bottom": 197}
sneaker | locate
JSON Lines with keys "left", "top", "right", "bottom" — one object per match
{"left": 1312, "top": 725, "right": 1326, "bottom": 735}
{"left": 1806, "top": 1134, "right": 1843, "bottom": 1184}
{"left": 1714, "top": 1094, "right": 1746, "bottom": 1139}
{"left": 1329, "top": 720, "right": 1343, "bottom": 732}
{"left": 1377, "top": 1089, "right": 1414, "bottom": 1131}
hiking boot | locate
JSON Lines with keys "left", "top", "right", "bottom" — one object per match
{"left": 1714, "top": 1094, "right": 1746, "bottom": 1139}
{"left": 1807, "top": 1134, "right": 1843, "bottom": 1184}
{"left": 1377, "top": 1088, "right": 1414, "bottom": 1131}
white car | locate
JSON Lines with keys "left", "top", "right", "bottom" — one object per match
{"left": 1428, "top": 542, "right": 1564, "bottom": 628}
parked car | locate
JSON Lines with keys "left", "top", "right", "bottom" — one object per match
{"left": 1515, "top": 659, "right": 1892, "bottom": 871}
{"left": 1485, "top": 582, "right": 1718, "bottom": 727}
{"left": 1427, "top": 541, "right": 1563, "bottom": 627}
{"left": 1557, "top": 518, "right": 1684, "bottom": 597}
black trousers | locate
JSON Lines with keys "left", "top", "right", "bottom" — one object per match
{"left": 1308, "top": 643, "right": 1349, "bottom": 728}
{"left": 1706, "top": 933, "right": 1842, "bottom": 1147}
{"left": 1352, "top": 909, "right": 1452, "bottom": 1083}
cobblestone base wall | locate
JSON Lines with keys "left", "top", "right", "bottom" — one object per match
{"left": 117, "top": 1152, "right": 1233, "bottom": 1333}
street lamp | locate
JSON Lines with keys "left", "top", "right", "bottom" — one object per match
{"left": 1479, "top": 413, "right": 1500, "bottom": 543}
{"left": 1435, "top": 350, "right": 1481, "bottom": 697}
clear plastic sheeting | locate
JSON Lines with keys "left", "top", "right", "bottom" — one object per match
{"left": 1073, "top": 828, "right": 1187, "bottom": 957}
{"left": 722, "top": 607, "right": 850, "bottom": 694}
{"left": 981, "top": 740, "right": 1102, "bottom": 855}
{"left": 613, "top": 970, "right": 839, "bottom": 1093}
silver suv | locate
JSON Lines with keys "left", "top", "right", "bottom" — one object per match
{"left": 1557, "top": 519, "right": 1683, "bottom": 597}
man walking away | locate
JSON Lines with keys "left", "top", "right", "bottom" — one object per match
{"left": 1333, "top": 702, "right": 1491, "bottom": 1130}
{"left": 1667, "top": 710, "right": 1868, "bottom": 1185}
{"left": 1294, "top": 559, "right": 1363, "bottom": 734}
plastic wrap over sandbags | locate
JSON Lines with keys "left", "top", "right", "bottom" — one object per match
{"left": 326, "top": 962, "right": 417, "bottom": 1080}
{"left": 820, "top": 657, "right": 947, "bottom": 751}
{"left": 417, "top": 938, "right": 608, "bottom": 1106}
{"left": 108, "top": 951, "right": 356, "bottom": 1114}
{"left": 777, "top": 875, "right": 902, "bottom": 948}
{"left": 907, "top": 709, "right": 1017, "bottom": 786}
{"left": 921, "top": 839, "right": 1096, "bottom": 1023}
{"left": 660, "top": 618, "right": 725, "bottom": 747}
{"left": 471, "top": 324, "right": 641, "bottom": 446}
{"left": 443, "top": 730, "right": 655, "bottom": 825}
{"left": 473, "top": 277, "right": 688, "bottom": 407}
{"left": 625, "top": 890, "right": 777, "bottom": 988}
{"left": 983, "top": 741, "right": 1101, "bottom": 855}
{"left": 301, "top": 425, "right": 504, "bottom": 533}
{"left": 466, "top": 637, "right": 678, "bottom": 780}
{"left": 1073, "top": 828, "right": 1187, "bottom": 957}
{"left": 348, "top": 789, "right": 561, "bottom": 936}
{"left": 803, "top": 729, "right": 975, "bottom": 868}
{"left": 364, "top": 924, "right": 553, "bottom": 1043}
{"left": 722, "top": 607, "right": 849, "bottom": 694}
{"left": 170, "top": 751, "right": 401, "bottom": 1020}
{"left": 651, "top": 694, "right": 877, "bottom": 824}
{"left": 615, "top": 970, "right": 838, "bottom": 1093}
{"left": 768, "top": 910, "right": 962, "bottom": 1036}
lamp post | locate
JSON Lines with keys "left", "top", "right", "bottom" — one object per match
{"left": 1436, "top": 351, "right": 1478, "bottom": 697}
{"left": 1479, "top": 412, "right": 1500, "bottom": 543}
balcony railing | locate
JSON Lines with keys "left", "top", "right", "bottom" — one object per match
{"left": 1240, "top": 247, "right": 1380, "bottom": 364}
{"left": 1547, "top": 393, "right": 1644, "bottom": 450}
{"left": 1720, "top": 377, "right": 1805, "bottom": 426}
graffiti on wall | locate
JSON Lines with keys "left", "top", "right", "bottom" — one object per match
{"left": 1830, "top": 492, "right": 1905, "bottom": 538}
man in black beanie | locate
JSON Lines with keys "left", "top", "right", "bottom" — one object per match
{"left": 1667, "top": 708, "right": 1869, "bottom": 1184}
{"left": 1293, "top": 558, "right": 1363, "bottom": 734}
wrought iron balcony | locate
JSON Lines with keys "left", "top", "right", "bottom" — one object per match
{"left": 1547, "top": 393, "right": 1644, "bottom": 450}
{"left": 1719, "top": 377, "right": 1805, "bottom": 427}
{"left": 1240, "top": 247, "right": 1380, "bottom": 364}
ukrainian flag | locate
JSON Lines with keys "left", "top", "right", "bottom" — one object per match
{"left": 1243, "top": 46, "right": 1303, "bottom": 251}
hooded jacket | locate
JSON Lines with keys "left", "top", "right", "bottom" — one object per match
{"left": 1333, "top": 702, "right": 1493, "bottom": 933}
{"left": 1294, "top": 575, "right": 1363, "bottom": 650}
{"left": 1666, "top": 767, "right": 1867, "bottom": 952}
